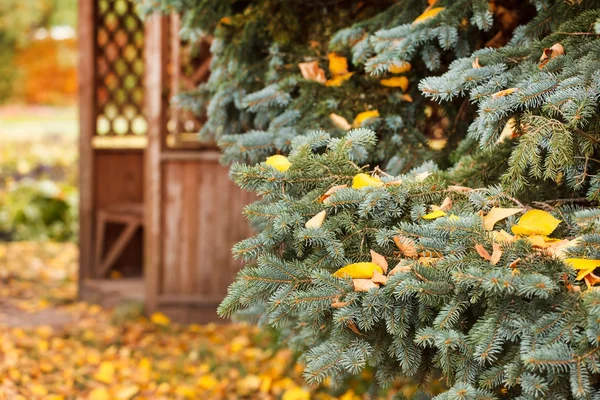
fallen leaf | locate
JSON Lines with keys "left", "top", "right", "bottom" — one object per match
{"left": 370, "top": 250, "right": 388, "bottom": 273}
{"left": 282, "top": 387, "right": 311, "bottom": 400}
{"left": 94, "top": 361, "right": 115, "bottom": 384}
{"left": 475, "top": 244, "right": 492, "bottom": 261}
{"left": 546, "top": 237, "right": 581, "bottom": 259}
{"left": 351, "top": 173, "right": 383, "bottom": 189}
{"left": 431, "top": 197, "right": 452, "bottom": 212}
{"left": 333, "top": 262, "right": 383, "bottom": 279}
{"left": 352, "top": 110, "right": 380, "bottom": 128}
{"left": 325, "top": 72, "right": 355, "bottom": 87}
{"left": 539, "top": 43, "right": 564, "bottom": 69}
{"left": 472, "top": 57, "right": 481, "bottom": 68}
{"left": 496, "top": 117, "right": 517, "bottom": 144}
{"left": 371, "top": 270, "right": 388, "bottom": 285}
{"left": 388, "top": 261, "right": 412, "bottom": 275}
{"left": 298, "top": 61, "right": 326, "bottom": 84}
{"left": 490, "top": 229, "right": 516, "bottom": 243}
{"left": 353, "top": 279, "right": 379, "bottom": 292}
{"left": 265, "top": 155, "right": 292, "bottom": 172}
{"left": 418, "top": 257, "right": 439, "bottom": 266}
{"left": 565, "top": 258, "right": 600, "bottom": 281}
{"left": 115, "top": 385, "right": 140, "bottom": 400}
{"left": 90, "top": 388, "right": 111, "bottom": 400}
{"left": 491, "top": 88, "right": 517, "bottom": 99}
{"left": 305, "top": 210, "right": 326, "bottom": 229}
{"left": 329, "top": 113, "right": 351, "bottom": 130}
{"left": 400, "top": 94, "right": 414, "bottom": 102}
{"left": 380, "top": 76, "right": 409, "bottom": 91}
{"left": 389, "top": 62, "right": 411, "bottom": 74}
{"left": 150, "top": 311, "right": 171, "bottom": 326}
{"left": 414, "top": 171, "right": 431, "bottom": 181}
{"left": 346, "top": 321, "right": 363, "bottom": 336}
{"left": 327, "top": 53, "right": 349, "bottom": 75}
{"left": 319, "top": 184, "right": 348, "bottom": 203}
{"left": 509, "top": 258, "right": 521, "bottom": 269}
{"left": 422, "top": 210, "right": 446, "bottom": 220}
{"left": 483, "top": 207, "right": 523, "bottom": 231}
{"left": 331, "top": 297, "right": 349, "bottom": 308}
{"left": 412, "top": 7, "right": 445, "bottom": 25}
{"left": 527, "top": 235, "right": 549, "bottom": 248}
{"left": 490, "top": 243, "right": 502, "bottom": 266}
{"left": 393, "top": 235, "right": 418, "bottom": 258}
{"left": 511, "top": 209, "right": 561, "bottom": 236}
{"left": 448, "top": 185, "right": 472, "bottom": 193}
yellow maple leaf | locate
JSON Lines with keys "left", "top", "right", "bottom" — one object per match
{"left": 89, "top": 388, "right": 111, "bottom": 400}
{"left": 327, "top": 53, "right": 349, "bottom": 75}
{"left": 94, "top": 361, "right": 115, "bottom": 384}
{"left": 511, "top": 210, "right": 561, "bottom": 236}
{"left": 150, "top": 311, "right": 171, "bottom": 326}
{"left": 351, "top": 173, "right": 383, "bottom": 189}
{"left": 565, "top": 258, "right": 600, "bottom": 281}
{"left": 380, "top": 76, "right": 409, "bottom": 91}
{"left": 265, "top": 155, "right": 292, "bottom": 172}
{"left": 325, "top": 72, "right": 354, "bottom": 87}
{"left": 483, "top": 207, "right": 523, "bottom": 231}
{"left": 282, "top": 386, "right": 311, "bottom": 400}
{"left": 352, "top": 110, "right": 380, "bottom": 128}
{"left": 333, "top": 262, "right": 383, "bottom": 279}
{"left": 413, "top": 7, "right": 445, "bottom": 25}
{"left": 422, "top": 210, "right": 446, "bottom": 220}
{"left": 389, "top": 62, "right": 411, "bottom": 74}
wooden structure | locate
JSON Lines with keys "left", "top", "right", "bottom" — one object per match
{"left": 78, "top": 0, "right": 255, "bottom": 321}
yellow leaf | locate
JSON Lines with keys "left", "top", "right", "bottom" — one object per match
{"left": 94, "top": 361, "right": 115, "bottom": 384}
{"left": 565, "top": 258, "right": 600, "bottom": 281}
{"left": 150, "top": 311, "right": 171, "bottom": 326}
{"left": 352, "top": 110, "right": 380, "bottom": 128}
{"left": 511, "top": 210, "right": 561, "bottom": 236}
{"left": 353, "top": 278, "right": 379, "bottom": 292}
{"left": 483, "top": 207, "right": 523, "bottom": 231}
{"left": 283, "top": 387, "right": 311, "bottom": 400}
{"left": 527, "top": 235, "right": 549, "bottom": 248}
{"left": 89, "top": 388, "right": 111, "bottom": 400}
{"left": 422, "top": 210, "right": 446, "bottom": 220}
{"left": 389, "top": 62, "right": 411, "bottom": 74}
{"left": 327, "top": 53, "right": 349, "bottom": 75}
{"left": 380, "top": 76, "right": 409, "bottom": 91}
{"left": 115, "top": 385, "right": 140, "bottom": 400}
{"left": 265, "top": 155, "right": 292, "bottom": 172}
{"left": 490, "top": 229, "right": 515, "bottom": 243}
{"left": 219, "top": 16, "right": 232, "bottom": 25}
{"left": 305, "top": 211, "right": 326, "bottom": 229}
{"left": 175, "top": 385, "right": 196, "bottom": 398}
{"left": 370, "top": 249, "right": 388, "bottom": 273}
{"left": 351, "top": 173, "right": 383, "bottom": 189}
{"left": 198, "top": 375, "right": 219, "bottom": 390}
{"left": 492, "top": 88, "right": 517, "bottom": 99}
{"left": 333, "top": 262, "right": 383, "bottom": 279}
{"left": 329, "top": 113, "right": 351, "bottom": 130}
{"left": 298, "top": 61, "right": 326, "bottom": 84}
{"left": 413, "top": 7, "right": 445, "bottom": 25}
{"left": 325, "top": 72, "right": 355, "bottom": 87}
{"left": 30, "top": 384, "right": 48, "bottom": 396}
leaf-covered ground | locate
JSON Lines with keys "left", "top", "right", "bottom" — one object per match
{"left": 0, "top": 242, "right": 422, "bottom": 399}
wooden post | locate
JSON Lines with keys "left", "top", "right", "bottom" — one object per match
{"left": 144, "top": 14, "right": 170, "bottom": 314}
{"left": 78, "top": 0, "right": 96, "bottom": 286}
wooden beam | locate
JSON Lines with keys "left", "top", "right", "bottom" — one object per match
{"left": 78, "top": 0, "right": 97, "bottom": 285}
{"left": 144, "top": 14, "right": 170, "bottom": 315}
{"left": 160, "top": 150, "right": 220, "bottom": 162}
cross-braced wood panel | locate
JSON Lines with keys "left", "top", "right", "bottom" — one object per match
{"left": 95, "top": 0, "right": 147, "bottom": 137}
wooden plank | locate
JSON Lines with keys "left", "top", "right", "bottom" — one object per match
{"left": 78, "top": 0, "right": 96, "bottom": 287}
{"left": 144, "top": 14, "right": 170, "bottom": 314}
{"left": 160, "top": 150, "right": 220, "bottom": 162}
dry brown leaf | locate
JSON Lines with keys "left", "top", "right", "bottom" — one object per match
{"left": 305, "top": 210, "right": 326, "bottom": 229}
{"left": 491, "top": 88, "right": 517, "bottom": 99}
{"left": 347, "top": 321, "right": 363, "bottom": 335}
{"left": 298, "top": 61, "right": 326, "bottom": 84}
{"left": 384, "top": 179, "right": 403, "bottom": 187}
{"left": 353, "top": 279, "right": 379, "bottom": 292}
{"left": 448, "top": 185, "right": 473, "bottom": 193}
{"left": 331, "top": 297, "right": 349, "bottom": 308}
{"left": 329, "top": 113, "right": 352, "bottom": 130}
{"left": 475, "top": 244, "right": 492, "bottom": 261}
{"left": 371, "top": 270, "right": 388, "bottom": 285}
{"left": 472, "top": 57, "right": 481, "bottom": 68}
{"left": 388, "top": 261, "right": 412, "bottom": 276}
{"left": 539, "top": 43, "right": 564, "bottom": 69}
{"left": 584, "top": 273, "right": 600, "bottom": 288}
{"left": 393, "top": 236, "right": 418, "bottom": 258}
{"left": 400, "top": 94, "right": 414, "bottom": 103}
{"left": 490, "top": 243, "right": 502, "bottom": 266}
{"left": 546, "top": 237, "right": 581, "bottom": 259}
{"left": 431, "top": 196, "right": 452, "bottom": 212}
{"left": 483, "top": 207, "right": 523, "bottom": 231}
{"left": 370, "top": 250, "right": 388, "bottom": 274}
{"left": 490, "top": 229, "right": 516, "bottom": 243}
{"left": 496, "top": 117, "right": 517, "bottom": 145}
{"left": 418, "top": 257, "right": 440, "bottom": 266}
{"left": 319, "top": 184, "right": 347, "bottom": 203}
{"left": 509, "top": 258, "right": 521, "bottom": 269}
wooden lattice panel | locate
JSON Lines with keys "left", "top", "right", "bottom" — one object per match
{"left": 95, "top": 0, "right": 147, "bottom": 137}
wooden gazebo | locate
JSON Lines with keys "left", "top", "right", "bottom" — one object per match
{"left": 78, "top": 0, "right": 255, "bottom": 322}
